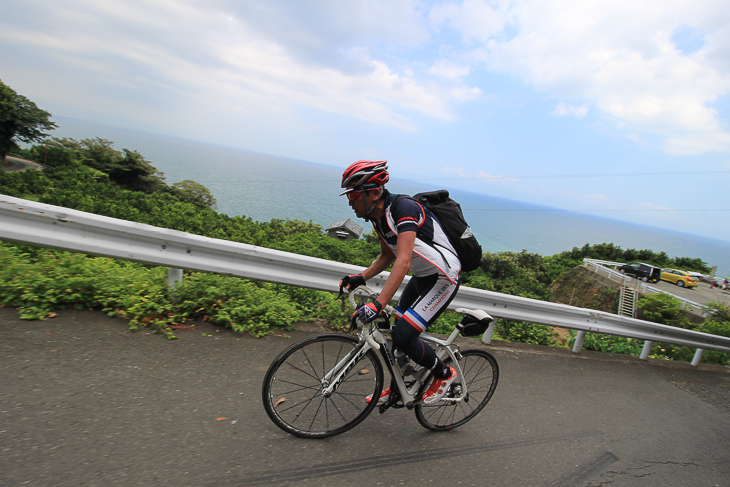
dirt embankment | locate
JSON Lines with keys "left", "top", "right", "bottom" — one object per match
{"left": 549, "top": 265, "right": 620, "bottom": 312}
{"left": 547, "top": 266, "right": 620, "bottom": 345}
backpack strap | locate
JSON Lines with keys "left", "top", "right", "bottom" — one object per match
{"left": 393, "top": 194, "right": 451, "bottom": 268}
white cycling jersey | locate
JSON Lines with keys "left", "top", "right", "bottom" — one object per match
{"left": 372, "top": 192, "right": 461, "bottom": 284}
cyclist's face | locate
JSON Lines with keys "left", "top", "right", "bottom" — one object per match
{"left": 347, "top": 190, "right": 374, "bottom": 218}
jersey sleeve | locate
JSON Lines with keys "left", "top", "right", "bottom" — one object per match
{"left": 391, "top": 197, "right": 424, "bottom": 233}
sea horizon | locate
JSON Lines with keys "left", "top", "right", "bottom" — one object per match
{"left": 46, "top": 117, "right": 730, "bottom": 277}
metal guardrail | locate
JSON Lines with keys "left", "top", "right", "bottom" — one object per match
{"left": 1, "top": 195, "right": 729, "bottom": 365}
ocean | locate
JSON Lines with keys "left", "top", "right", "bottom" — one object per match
{"left": 49, "top": 118, "right": 730, "bottom": 278}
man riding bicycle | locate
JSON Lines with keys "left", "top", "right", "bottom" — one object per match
{"left": 339, "top": 160, "right": 461, "bottom": 405}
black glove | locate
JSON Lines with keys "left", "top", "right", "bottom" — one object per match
{"left": 349, "top": 300, "right": 383, "bottom": 331}
{"left": 356, "top": 301, "right": 383, "bottom": 324}
{"left": 339, "top": 274, "right": 365, "bottom": 294}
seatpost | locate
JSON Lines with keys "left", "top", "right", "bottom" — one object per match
{"left": 444, "top": 325, "right": 462, "bottom": 345}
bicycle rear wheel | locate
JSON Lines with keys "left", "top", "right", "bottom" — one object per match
{"left": 415, "top": 349, "right": 498, "bottom": 431}
{"left": 262, "top": 333, "right": 383, "bottom": 438}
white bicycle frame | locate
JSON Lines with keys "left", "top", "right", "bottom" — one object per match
{"left": 321, "top": 286, "right": 486, "bottom": 407}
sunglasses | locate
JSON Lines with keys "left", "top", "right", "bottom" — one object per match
{"left": 346, "top": 190, "right": 365, "bottom": 201}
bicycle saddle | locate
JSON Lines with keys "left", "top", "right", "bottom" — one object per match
{"left": 454, "top": 308, "right": 493, "bottom": 321}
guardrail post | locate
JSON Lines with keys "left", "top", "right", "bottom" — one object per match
{"left": 481, "top": 322, "right": 495, "bottom": 345}
{"left": 572, "top": 330, "right": 587, "bottom": 353}
{"left": 640, "top": 340, "right": 653, "bottom": 360}
{"left": 691, "top": 349, "right": 704, "bottom": 367}
{"left": 168, "top": 268, "right": 183, "bottom": 290}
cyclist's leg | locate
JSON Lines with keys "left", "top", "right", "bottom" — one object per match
{"left": 391, "top": 274, "right": 459, "bottom": 375}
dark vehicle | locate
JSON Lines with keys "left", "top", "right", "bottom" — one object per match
{"left": 619, "top": 262, "right": 661, "bottom": 282}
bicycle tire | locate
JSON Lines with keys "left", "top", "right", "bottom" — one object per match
{"left": 262, "top": 333, "right": 383, "bottom": 438}
{"left": 415, "top": 349, "right": 499, "bottom": 431}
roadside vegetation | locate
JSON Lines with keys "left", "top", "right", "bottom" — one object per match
{"left": 1, "top": 79, "right": 727, "bottom": 364}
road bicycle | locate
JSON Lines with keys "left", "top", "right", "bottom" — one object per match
{"left": 261, "top": 286, "right": 499, "bottom": 438}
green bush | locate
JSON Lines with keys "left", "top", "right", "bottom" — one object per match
{"left": 0, "top": 243, "right": 305, "bottom": 338}
{"left": 702, "top": 302, "right": 730, "bottom": 323}
{"left": 568, "top": 332, "right": 644, "bottom": 356}
{"left": 170, "top": 274, "right": 302, "bottom": 337}
{"left": 495, "top": 319, "right": 556, "bottom": 346}
{"left": 637, "top": 293, "right": 692, "bottom": 329}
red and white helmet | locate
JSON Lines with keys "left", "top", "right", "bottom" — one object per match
{"left": 339, "top": 160, "right": 389, "bottom": 195}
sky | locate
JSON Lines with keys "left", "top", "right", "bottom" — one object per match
{"left": 1, "top": 0, "right": 729, "bottom": 242}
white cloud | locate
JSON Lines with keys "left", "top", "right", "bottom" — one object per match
{"left": 214, "top": 41, "right": 461, "bottom": 129}
{"left": 663, "top": 131, "right": 730, "bottom": 156}
{"left": 475, "top": 170, "right": 519, "bottom": 182}
{"left": 0, "top": 0, "right": 482, "bottom": 133}
{"left": 442, "top": 166, "right": 467, "bottom": 177}
{"left": 640, "top": 201, "right": 675, "bottom": 212}
{"left": 3, "top": 0, "right": 729, "bottom": 159}
{"left": 428, "top": 59, "right": 472, "bottom": 80}
{"left": 428, "top": 0, "right": 511, "bottom": 44}
{"left": 553, "top": 102, "right": 588, "bottom": 119}
{"left": 636, "top": 201, "right": 682, "bottom": 222}
{"left": 435, "top": 0, "right": 730, "bottom": 155}
{"left": 441, "top": 167, "right": 519, "bottom": 182}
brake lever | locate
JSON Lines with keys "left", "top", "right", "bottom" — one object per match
{"left": 348, "top": 315, "right": 359, "bottom": 332}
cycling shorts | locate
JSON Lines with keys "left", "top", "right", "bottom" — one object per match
{"left": 394, "top": 273, "right": 459, "bottom": 332}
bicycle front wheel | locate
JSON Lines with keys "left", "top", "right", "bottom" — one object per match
{"left": 415, "top": 349, "right": 499, "bottom": 431}
{"left": 262, "top": 333, "right": 383, "bottom": 438}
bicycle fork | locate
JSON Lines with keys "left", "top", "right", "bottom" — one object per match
{"left": 320, "top": 339, "right": 374, "bottom": 397}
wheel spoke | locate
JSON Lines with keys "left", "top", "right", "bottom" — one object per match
{"left": 262, "top": 334, "right": 383, "bottom": 438}
{"left": 415, "top": 349, "right": 499, "bottom": 431}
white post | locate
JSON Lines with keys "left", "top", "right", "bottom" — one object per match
{"left": 572, "top": 330, "right": 587, "bottom": 353}
{"left": 691, "top": 349, "right": 704, "bottom": 367}
{"left": 640, "top": 341, "right": 653, "bottom": 360}
{"left": 168, "top": 268, "right": 183, "bottom": 290}
{"left": 481, "top": 323, "right": 495, "bottom": 345}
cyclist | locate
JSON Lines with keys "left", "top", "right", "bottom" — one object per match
{"left": 338, "top": 160, "right": 461, "bottom": 405}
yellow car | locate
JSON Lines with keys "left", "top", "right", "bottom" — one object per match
{"left": 660, "top": 268, "right": 700, "bottom": 288}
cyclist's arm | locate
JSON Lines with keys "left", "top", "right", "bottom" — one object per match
{"left": 372, "top": 230, "right": 415, "bottom": 309}
{"left": 361, "top": 239, "right": 396, "bottom": 281}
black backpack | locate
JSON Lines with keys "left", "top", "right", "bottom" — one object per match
{"left": 395, "top": 190, "right": 483, "bottom": 272}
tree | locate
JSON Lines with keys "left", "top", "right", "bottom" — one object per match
{"left": 171, "top": 180, "right": 218, "bottom": 209}
{"left": 637, "top": 293, "right": 691, "bottom": 329}
{"left": 0, "top": 80, "right": 57, "bottom": 159}
{"left": 48, "top": 137, "right": 166, "bottom": 193}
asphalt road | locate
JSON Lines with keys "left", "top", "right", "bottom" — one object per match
{"left": 1, "top": 308, "right": 729, "bottom": 487}
{"left": 648, "top": 279, "right": 729, "bottom": 308}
